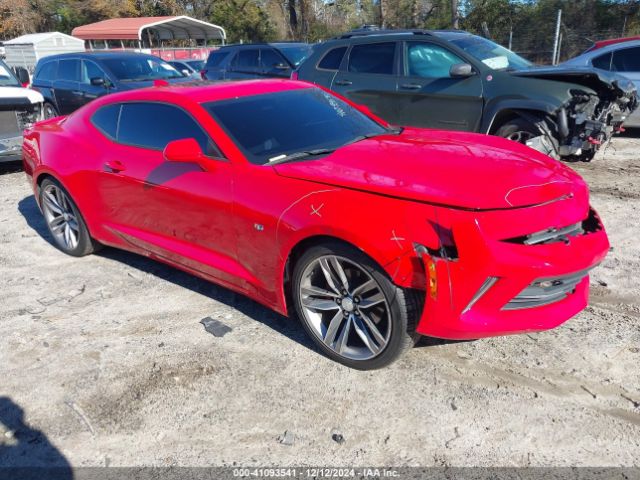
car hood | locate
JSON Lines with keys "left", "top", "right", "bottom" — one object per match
{"left": 273, "top": 128, "right": 586, "bottom": 210}
{"left": 512, "top": 65, "right": 636, "bottom": 97}
{"left": 0, "top": 86, "right": 44, "bottom": 108}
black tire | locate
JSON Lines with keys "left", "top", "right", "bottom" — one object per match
{"left": 291, "top": 242, "right": 422, "bottom": 370}
{"left": 39, "top": 178, "right": 100, "bottom": 257}
{"left": 43, "top": 102, "right": 58, "bottom": 119}
{"left": 495, "top": 117, "right": 540, "bottom": 145}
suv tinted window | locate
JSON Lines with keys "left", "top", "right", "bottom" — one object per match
{"left": 35, "top": 61, "right": 57, "bottom": 81}
{"left": 318, "top": 46, "right": 347, "bottom": 70}
{"left": 58, "top": 59, "right": 80, "bottom": 81}
{"left": 348, "top": 43, "right": 395, "bottom": 75}
{"left": 592, "top": 52, "right": 612, "bottom": 70}
{"left": 91, "top": 104, "right": 120, "bottom": 140}
{"left": 406, "top": 42, "right": 464, "bottom": 78}
{"left": 612, "top": 47, "right": 640, "bottom": 72}
{"left": 233, "top": 49, "right": 260, "bottom": 69}
{"left": 117, "top": 102, "right": 222, "bottom": 157}
{"left": 206, "top": 50, "right": 231, "bottom": 68}
{"left": 260, "top": 48, "right": 287, "bottom": 68}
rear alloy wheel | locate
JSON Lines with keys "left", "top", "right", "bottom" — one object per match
{"left": 292, "top": 243, "right": 420, "bottom": 369}
{"left": 39, "top": 178, "right": 99, "bottom": 257}
{"left": 496, "top": 117, "right": 540, "bottom": 144}
{"left": 43, "top": 102, "right": 58, "bottom": 119}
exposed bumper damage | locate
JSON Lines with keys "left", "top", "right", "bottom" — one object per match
{"left": 514, "top": 68, "right": 638, "bottom": 161}
{"left": 0, "top": 96, "right": 44, "bottom": 162}
{"left": 413, "top": 195, "right": 609, "bottom": 340}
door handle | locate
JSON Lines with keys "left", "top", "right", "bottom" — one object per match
{"left": 104, "top": 160, "right": 126, "bottom": 173}
{"left": 71, "top": 90, "right": 83, "bottom": 95}
{"left": 334, "top": 80, "right": 352, "bottom": 86}
{"left": 400, "top": 83, "right": 422, "bottom": 90}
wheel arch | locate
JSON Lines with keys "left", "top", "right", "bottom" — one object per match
{"left": 483, "top": 100, "right": 558, "bottom": 134}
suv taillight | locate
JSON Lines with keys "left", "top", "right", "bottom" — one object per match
{"left": 290, "top": 70, "right": 299, "bottom": 80}
{"left": 200, "top": 69, "right": 207, "bottom": 80}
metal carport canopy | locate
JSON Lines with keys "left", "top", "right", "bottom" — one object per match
{"left": 71, "top": 16, "right": 226, "bottom": 42}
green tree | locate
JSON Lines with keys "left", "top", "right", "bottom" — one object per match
{"left": 209, "top": 0, "right": 276, "bottom": 43}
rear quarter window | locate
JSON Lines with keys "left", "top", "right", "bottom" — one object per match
{"left": 91, "top": 104, "right": 121, "bottom": 140}
{"left": 318, "top": 46, "right": 347, "bottom": 70}
{"left": 35, "top": 61, "right": 58, "bottom": 81}
{"left": 206, "top": 50, "right": 231, "bottom": 68}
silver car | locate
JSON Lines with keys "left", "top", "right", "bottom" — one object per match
{"left": 563, "top": 39, "right": 640, "bottom": 127}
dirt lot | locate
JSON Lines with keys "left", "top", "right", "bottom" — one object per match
{"left": 0, "top": 134, "right": 639, "bottom": 469}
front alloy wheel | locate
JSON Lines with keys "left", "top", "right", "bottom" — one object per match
{"left": 292, "top": 243, "right": 420, "bottom": 369}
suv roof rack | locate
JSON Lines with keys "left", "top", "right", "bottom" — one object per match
{"left": 336, "top": 28, "right": 434, "bottom": 39}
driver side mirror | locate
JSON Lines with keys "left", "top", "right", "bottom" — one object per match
{"left": 181, "top": 69, "right": 191, "bottom": 76}
{"left": 90, "top": 77, "right": 106, "bottom": 87}
{"left": 14, "top": 67, "right": 30, "bottom": 86}
{"left": 163, "top": 138, "right": 207, "bottom": 164}
{"left": 450, "top": 63, "right": 475, "bottom": 78}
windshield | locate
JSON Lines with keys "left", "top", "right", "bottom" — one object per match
{"left": 277, "top": 45, "right": 312, "bottom": 67}
{"left": 449, "top": 35, "right": 533, "bottom": 71}
{"left": 101, "top": 56, "right": 184, "bottom": 81}
{"left": 204, "top": 88, "right": 387, "bottom": 165}
{"left": 0, "top": 60, "right": 20, "bottom": 87}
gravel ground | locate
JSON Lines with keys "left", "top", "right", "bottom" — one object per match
{"left": 0, "top": 135, "right": 639, "bottom": 468}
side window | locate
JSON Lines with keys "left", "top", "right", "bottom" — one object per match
{"left": 592, "top": 52, "right": 612, "bottom": 70}
{"left": 348, "top": 42, "right": 396, "bottom": 75}
{"left": 57, "top": 59, "right": 80, "bottom": 82}
{"left": 91, "top": 104, "right": 121, "bottom": 140}
{"left": 260, "top": 48, "right": 287, "bottom": 68}
{"left": 206, "top": 50, "right": 231, "bottom": 68}
{"left": 406, "top": 42, "right": 465, "bottom": 78}
{"left": 233, "top": 49, "right": 260, "bottom": 69}
{"left": 612, "top": 47, "right": 640, "bottom": 72}
{"left": 117, "top": 103, "right": 223, "bottom": 157}
{"left": 81, "top": 60, "right": 106, "bottom": 84}
{"left": 318, "top": 46, "right": 347, "bottom": 70}
{"left": 35, "top": 61, "right": 57, "bottom": 81}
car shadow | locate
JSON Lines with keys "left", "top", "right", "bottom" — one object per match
{"left": 0, "top": 396, "right": 73, "bottom": 479}
{"left": 18, "top": 193, "right": 457, "bottom": 359}
{"left": 17, "top": 194, "right": 314, "bottom": 354}
{"left": 0, "top": 160, "right": 23, "bottom": 175}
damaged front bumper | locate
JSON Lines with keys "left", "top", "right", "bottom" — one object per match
{"left": 0, "top": 98, "right": 43, "bottom": 162}
{"left": 414, "top": 200, "right": 609, "bottom": 340}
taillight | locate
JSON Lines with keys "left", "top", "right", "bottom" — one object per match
{"left": 200, "top": 70, "right": 207, "bottom": 80}
{"left": 290, "top": 70, "right": 299, "bottom": 80}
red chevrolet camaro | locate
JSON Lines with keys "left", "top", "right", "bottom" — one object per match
{"left": 22, "top": 80, "right": 609, "bottom": 369}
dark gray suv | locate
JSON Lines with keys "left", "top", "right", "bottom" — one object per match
{"left": 295, "top": 29, "right": 637, "bottom": 161}
{"left": 201, "top": 43, "right": 311, "bottom": 81}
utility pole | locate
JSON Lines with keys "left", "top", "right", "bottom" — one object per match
{"left": 552, "top": 9, "right": 562, "bottom": 65}
{"left": 451, "top": 0, "right": 459, "bottom": 29}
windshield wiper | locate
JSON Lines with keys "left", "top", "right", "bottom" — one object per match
{"left": 267, "top": 148, "right": 334, "bottom": 165}
{"left": 344, "top": 127, "right": 403, "bottom": 147}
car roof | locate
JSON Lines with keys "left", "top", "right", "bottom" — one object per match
{"left": 216, "top": 42, "right": 308, "bottom": 50}
{"left": 94, "top": 79, "right": 313, "bottom": 105}
{"left": 40, "top": 51, "right": 161, "bottom": 61}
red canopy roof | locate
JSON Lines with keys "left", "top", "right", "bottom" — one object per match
{"left": 72, "top": 16, "right": 225, "bottom": 41}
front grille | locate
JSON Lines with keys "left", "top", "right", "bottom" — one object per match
{"left": 502, "top": 269, "right": 590, "bottom": 310}
{"left": 504, "top": 208, "right": 603, "bottom": 246}
{"left": 0, "top": 111, "right": 20, "bottom": 140}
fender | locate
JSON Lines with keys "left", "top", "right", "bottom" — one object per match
{"left": 482, "top": 98, "right": 561, "bottom": 134}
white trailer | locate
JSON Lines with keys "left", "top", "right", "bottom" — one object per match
{"left": 3, "top": 32, "right": 85, "bottom": 73}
